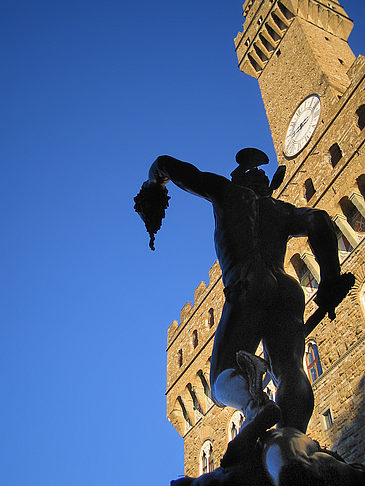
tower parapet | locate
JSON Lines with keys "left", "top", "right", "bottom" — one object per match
{"left": 235, "top": 0, "right": 353, "bottom": 80}
{"left": 166, "top": 260, "right": 222, "bottom": 348}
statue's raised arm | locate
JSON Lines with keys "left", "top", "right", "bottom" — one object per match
{"left": 134, "top": 155, "right": 228, "bottom": 250}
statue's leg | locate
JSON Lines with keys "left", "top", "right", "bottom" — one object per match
{"left": 263, "top": 310, "right": 313, "bottom": 433}
{"left": 210, "top": 300, "right": 262, "bottom": 412}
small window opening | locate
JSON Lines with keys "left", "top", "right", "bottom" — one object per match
{"left": 254, "top": 43, "right": 269, "bottom": 62}
{"left": 259, "top": 33, "right": 274, "bottom": 52}
{"left": 208, "top": 308, "right": 214, "bottom": 328}
{"left": 304, "top": 178, "right": 316, "bottom": 201}
{"left": 198, "top": 370, "right": 213, "bottom": 406}
{"left": 187, "top": 384, "right": 203, "bottom": 417}
{"left": 257, "top": 16, "right": 263, "bottom": 25}
{"left": 265, "top": 23, "right": 280, "bottom": 42}
{"left": 178, "top": 396, "right": 192, "bottom": 432}
{"left": 178, "top": 349, "right": 183, "bottom": 367}
{"left": 329, "top": 143, "right": 342, "bottom": 167}
{"left": 278, "top": 2, "right": 294, "bottom": 20}
{"left": 356, "top": 105, "right": 365, "bottom": 131}
{"left": 248, "top": 53, "right": 262, "bottom": 73}
{"left": 338, "top": 58, "right": 344, "bottom": 65}
{"left": 271, "top": 12, "right": 286, "bottom": 31}
{"left": 322, "top": 409, "right": 333, "bottom": 430}
{"left": 245, "top": 37, "right": 250, "bottom": 47}
{"left": 192, "top": 330, "right": 198, "bottom": 348}
{"left": 276, "top": 49, "right": 281, "bottom": 57}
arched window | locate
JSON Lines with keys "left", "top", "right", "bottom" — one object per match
{"left": 192, "top": 330, "right": 198, "bottom": 348}
{"left": 278, "top": 1, "right": 295, "bottom": 20}
{"left": 335, "top": 226, "right": 353, "bottom": 262}
{"left": 291, "top": 254, "right": 318, "bottom": 300}
{"left": 305, "top": 343, "right": 323, "bottom": 384}
{"left": 177, "top": 396, "right": 192, "bottom": 433}
{"left": 265, "top": 23, "right": 280, "bottom": 42}
{"left": 187, "top": 383, "right": 203, "bottom": 421}
{"left": 304, "top": 178, "right": 316, "bottom": 202}
{"left": 208, "top": 308, "right": 214, "bottom": 328}
{"left": 356, "top": 105, "right": 365, "bottom": 131}
{"left": 329, "top": 143, "right": 342, "bottom": 168}
{"left": 254, "top": 43, "right": 268, "bottom": 62}
{"left": 228, "top": 411, "right": 245, "bottom": 441}
{"left": 357, "top": 174, "right": 365, "bottom": 198}
{"left": 200, "top": 441, "right": 214, "bottom": 475}
{"left": 322, "top": 409, "right": 334, "bottom": 430}
{"left": 197, "top": 370, "right": 213, "bottom": 408}
{"left": 339, "top": 197, "right": 365, "bottom": 241}
{"left": 259, "top": 33, "right": 274, "bottom": 52}
{"left": 271, "top": 11, "right": 286, "bottom": 30}
{"left": 178, "top": 349, "right": 183, "bottom": 367}
{"left": 248, "top": 52, "right": 262, "bottom": 73}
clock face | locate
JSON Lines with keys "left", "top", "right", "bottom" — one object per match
{"left": 284, "top": 94, "right": 321, "bottom": 157}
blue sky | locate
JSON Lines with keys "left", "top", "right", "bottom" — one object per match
{"left": 1, "top": 1, "right": 364, "bottom": 485}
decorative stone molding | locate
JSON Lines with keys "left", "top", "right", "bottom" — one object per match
{"left": 301, "top": 251, "right": 320, "bottom": 282}
{"left": 332, "top": 213, "right": 359, "bottom": 248}
{"left": 349, "top": 191, "right": 365, "bottom": 219}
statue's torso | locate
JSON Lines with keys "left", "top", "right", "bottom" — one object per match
{"left": 212, "top": 184, "right": 291, "bottom": 292}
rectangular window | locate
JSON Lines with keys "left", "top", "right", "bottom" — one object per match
{"left": 322, "top": 409, "right": 333, "bottom": 430}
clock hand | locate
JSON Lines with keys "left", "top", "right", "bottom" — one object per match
{"left": 293, "top": 116, "right": 310, "bottom": 136}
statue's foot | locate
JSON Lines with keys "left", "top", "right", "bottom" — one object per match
{"left": 251, "top": 400, "right": 281, "bottom": 434}
{"left": 220, "top": 401, "right": 281, "bottom": 469}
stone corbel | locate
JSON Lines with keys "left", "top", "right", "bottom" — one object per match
{"left": 332, "top": 213, "right": 359, "bottom": 248}
{"left": 300, "top": 252, "right": 320, "bottom": 282}
{"left": 349, "top": 191, "right": 365, "bottom": 218}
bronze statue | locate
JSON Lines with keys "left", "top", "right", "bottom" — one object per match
{"left": 134, "top": 149, "right": 358, "bottom": 485}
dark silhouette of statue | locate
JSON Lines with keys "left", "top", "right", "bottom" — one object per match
{"left": 134, "top": 149, "right": 358, "bottom": 485}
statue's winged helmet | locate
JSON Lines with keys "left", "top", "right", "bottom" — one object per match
{"left": 231, "top": 147, "right": 286, "bottom": 196}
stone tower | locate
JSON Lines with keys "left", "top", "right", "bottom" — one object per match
{"left": 166, "top": 0, "right": 365, "bottom": 477}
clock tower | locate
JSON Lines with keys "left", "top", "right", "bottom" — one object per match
{"left": 234, "top": 0, "right": 355, "bottom": 180}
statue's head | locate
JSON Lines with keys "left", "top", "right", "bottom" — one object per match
{"left": 231, "top": 148, "right": 286, "bottom": 196}
{"left": 231, "top": 166, "right": 271, "bottom": 196}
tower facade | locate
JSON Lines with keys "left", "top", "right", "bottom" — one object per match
{"left": 166, "top": 0, "right": 365, "bottom": 477}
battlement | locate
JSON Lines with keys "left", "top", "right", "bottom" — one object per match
{"left": 234, "top": 0, "right": 353, "bottom": 81}
{"left": 167, "top": 261, "right": 222, "bottom": 348}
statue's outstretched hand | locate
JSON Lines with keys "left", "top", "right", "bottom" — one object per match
{"left": 134, "top": 180, "right": 170, "bottom": 251}
{"left": 315, "top": 273, "right": 355, "bottom": 320}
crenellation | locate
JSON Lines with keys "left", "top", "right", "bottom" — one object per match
{"left": 167, "top": 320, "right": 179, "bottom": 347}
{"left": 194, "top": 281, "right": 207, "bottom": 306}
{"left": 180, "top": 301, "right": 192, "bottom": 326}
